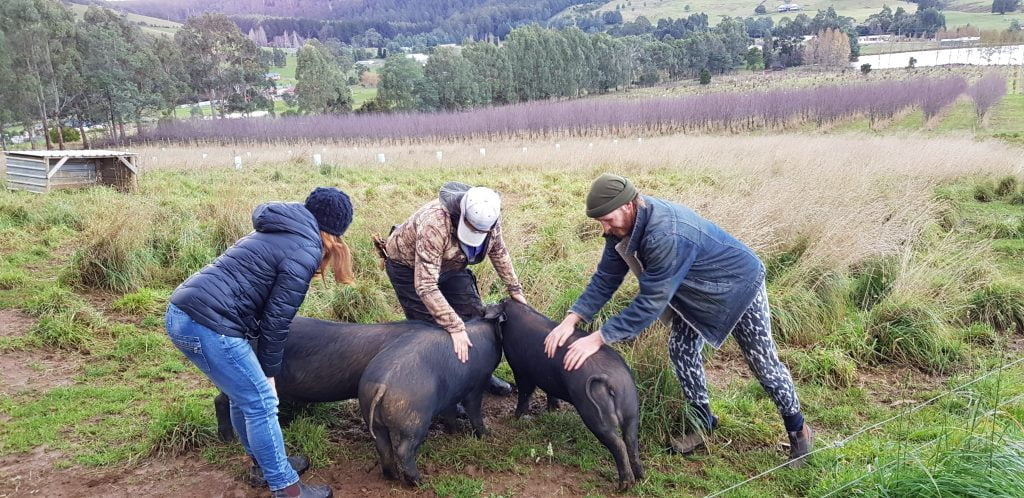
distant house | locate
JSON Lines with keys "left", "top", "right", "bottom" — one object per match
{"left": 265, "top": 72, "right": 281, "bottom": 81}
{"left": 777, "top": 3, "right": 801, "bottom": 12}
{"left": 858, "top": 35, "right": 894, "bottom": 44}
{"left": 939, "top": 36, "right": 980, "bottom": 47}
{"left": 406, "top": 53, "right": 429, "bottom": 65}
{"left": 355, "top": 59, "right": 378, "bottom": 66}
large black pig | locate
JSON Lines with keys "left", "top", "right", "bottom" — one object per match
{"left": 496, "top": 299, "right": 643, "bottom": 490}
{"left": 358, "top": 316, "right": 501, "bottom": 486}
{"left": 214, "top": 316, "right": 423, "bottom": 441}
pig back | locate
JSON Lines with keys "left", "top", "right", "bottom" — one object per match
{"left": 501, "top": 301, "right": 635, "bottom": 402}
{"left": 275, "top": 317, "right": 428, "bottom": 402}
{"left": 360, "top": 320, "right": 501, "bottom": 403}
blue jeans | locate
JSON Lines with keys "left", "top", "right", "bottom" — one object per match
{"left": 165, "top": 303, "right": 299, "bottom": 491}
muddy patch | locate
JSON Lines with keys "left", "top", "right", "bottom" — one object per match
{"left": 0, "top": 449, "right": 592, "bottom": 498}
{"left": 0, "top": 309, "right": 34, "bottom": 338}
{"left": 0, "top": 452, "right": 251, "bottom": 498}
{"left": 0, "top": 349, "right": 80, "bottom": 396}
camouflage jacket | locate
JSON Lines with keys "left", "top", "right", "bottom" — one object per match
{"left": 385, "top": 186, "right": 522, "bottom": 335}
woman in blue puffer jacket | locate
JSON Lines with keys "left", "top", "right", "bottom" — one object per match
{"left": 165, "top": 187, "right": 353, "bottom": 498}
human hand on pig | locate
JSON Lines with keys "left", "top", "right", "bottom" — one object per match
{"left": 545, "top": 313, "right": 581, "bottom": 358}
{"left": 564, "top": 331, "right": 605, "bottom": 371}
{"left": 451, "top": 331, "right": 473, "bottom": 363}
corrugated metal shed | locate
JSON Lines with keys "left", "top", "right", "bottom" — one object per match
{"left": 3, "top": 150, "right": 137, "bottom": 193}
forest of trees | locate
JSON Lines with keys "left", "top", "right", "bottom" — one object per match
{"left": 364, "top": 20, "right": 753, "bottom": 113}
{"left": 83, "top": 0, "right": 598, "bottom": 46}
{"left": 9, "top": 0, "right": 1016, "bottom": 149}
{"left": 0, "top": 2, "right": 271, "bottom": 149}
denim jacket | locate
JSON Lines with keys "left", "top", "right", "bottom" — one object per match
{"left": 569, "top": 195, "right": 765, "bottom": 348}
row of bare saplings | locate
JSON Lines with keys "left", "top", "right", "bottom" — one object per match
{"left": 132, "top": 76, "right": 992, "bottom": 147}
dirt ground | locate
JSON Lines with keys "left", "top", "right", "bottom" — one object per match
{"left": 0, "top": 306, "right": 597, "bottom": 497}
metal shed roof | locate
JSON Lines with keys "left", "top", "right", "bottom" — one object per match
{"left": 5, "top": 150, "right": 135, "bottom": 158}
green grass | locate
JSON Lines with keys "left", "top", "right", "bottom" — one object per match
{"left": 987, "top": 93, "right": 1024, "bottom": 134}
{"left": 944, "top": 10, "right": 1024, "bottom": 30}
{"left": 277, "top": 53, "right": 298, "bottom": 83}
{"left": 351, "top": 85, "right": 378, "bottom": 108}
{"left": 1, "top": 147, "right": 1024, "bottom": 495}
{"left": 112, "top": 288, "right": 170, "bottom": 316}
{"left": 147, "top": 399, "right": 219, "bottom": 457}
{"left": 932, "top": 98, "right": 982, "bottom": 133}
{"left": 429, "top": 475, "right": 487, "bottom": 497}
{"left": 591, "top": 0, "right": 1024, "bottom": 25}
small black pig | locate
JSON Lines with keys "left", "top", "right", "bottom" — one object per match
{"left": 497, "top": 299, "right": 643, "bottom": 490}
{"left": 214, "top": 316, "right": 421, "bottom": 441}
{"left": 358, "top": 317, "right": 501, "bottom": 486}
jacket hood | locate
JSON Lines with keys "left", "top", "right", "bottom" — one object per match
{"left": 252, "top": 202, "right": 321, "bottom": 243}
{"left": 439, "top": 181, "right": 471, "bottom": 216}
{"left": 438, "top": 181, "right": 491, "bottom": 263}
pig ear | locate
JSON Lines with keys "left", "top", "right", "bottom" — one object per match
{"left": 483, "top": 302, "right": 506, "bottom": 321}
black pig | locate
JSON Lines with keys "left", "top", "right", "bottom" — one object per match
{"left": 358, "top": 317, "right": 501, "bottom": 486}
{"left": 497, "top": 299, "right": 643, "bottom": 490}
{"left": 214, "top": 316, "right": 422, "bottom": 441}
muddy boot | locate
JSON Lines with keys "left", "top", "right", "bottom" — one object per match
{"left": 271, "top": 481, "right": 333, "bottom": 498}
{"left": 486, "top": 375, "right": 514, "bottom": 396}
{"left": 246, "top": 455, "right": 310, "bottom": 488}
{"left": 786, "top": 423, "right": 814, "bottom": 469}
{"left": 669, "top": 415, "right": 718, "bottom": 455}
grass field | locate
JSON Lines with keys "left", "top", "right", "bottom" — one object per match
{"left": 592, "top": 0, "right": 1024, "bottom": 29}
{"left": 3, "top": 119, "right": 1024, "bottom": 495}
{"left": 4, "top": 65, "right": 1024, "bottom": 496}
{"left": 67, "top": 3, "right": 181, "bottom": 37}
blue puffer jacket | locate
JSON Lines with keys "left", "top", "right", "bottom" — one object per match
{"left": 570, "top": 195, "right": 765, "bottom": 349}
{"left": 170, "top": 203, "right": 323, "bottom": 377}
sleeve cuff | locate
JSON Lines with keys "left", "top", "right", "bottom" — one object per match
{"left": 568, "top": 305, "right": 594, "bottom": 323}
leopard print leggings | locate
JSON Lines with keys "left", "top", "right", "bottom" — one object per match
{"left": 668, "top": 281, "right": 801, "bottom": 417}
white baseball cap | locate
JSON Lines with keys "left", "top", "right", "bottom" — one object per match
{"left": 457, "top": 187, "right": 501, "bottom": 247}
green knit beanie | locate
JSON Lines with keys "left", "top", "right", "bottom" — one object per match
{"left": 586, "top": 173, "right": 637, "bottom": 218}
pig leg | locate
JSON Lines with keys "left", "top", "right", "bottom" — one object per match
{"left": 371, "top": 424, "right": 399, "bottom": 480}
{"left": 395, "top": 426, "right": 428, "bottom": 486}
{"left": 463, "top": 387, "right": 489, "bottom": 438}
{"left": 579, "top": 380, "right": 636, "bottom": 490}
{"left": 623, "top": 412, "right": 644, "bottom": 480}
{"left": 514, "top": 379, "right": 536, "bottom": 419}
{"left": 580, "top": 411, "right": 635, "bottom": 491}
{"left": 546, "top": 395, "right": 561, "bottom": 412}
{"left": 439, "top": 405, "right": 461, "bottom": 434}
{"left": 214, "top": 392, "right": 234, "bottom": 442}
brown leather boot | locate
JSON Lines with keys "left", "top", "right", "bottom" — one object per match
{"left": 786, "top": 422, "right": 814, "bottom": 469}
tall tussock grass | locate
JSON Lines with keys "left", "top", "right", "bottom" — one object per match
{"left": 964, "top": 281, "right": 1024, "bottom": 334}
{"left": 863, "top": 295, "right": 964, "bottom": 374}
{"left": 147, "top": 400, "right": 218, "bottom": 457}
{"left": 30, "top": 314, "right": 96, "bottom": 352}
{"left": 64, "top": 200, "right": 159, "bottom": 293}
{"left": 854, "top": 431, "right": 1024, "bottom": 497}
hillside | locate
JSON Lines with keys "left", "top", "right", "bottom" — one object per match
{"left": 91, "top": 0, "right": 599, "bottom": 42}
{"left": 66, "top": 2, "right": 182, "bottom": 37}
{"left": 590, "top": 0, "right": 1024, "bottom": 30}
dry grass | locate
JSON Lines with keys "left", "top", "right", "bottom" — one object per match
{"left": 129, "top": 134, "right": 1021, "bottom": 270}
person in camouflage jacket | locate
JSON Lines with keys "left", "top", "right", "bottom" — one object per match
{"left": 383, "top": 182, "right": 526, "bottom": 395}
